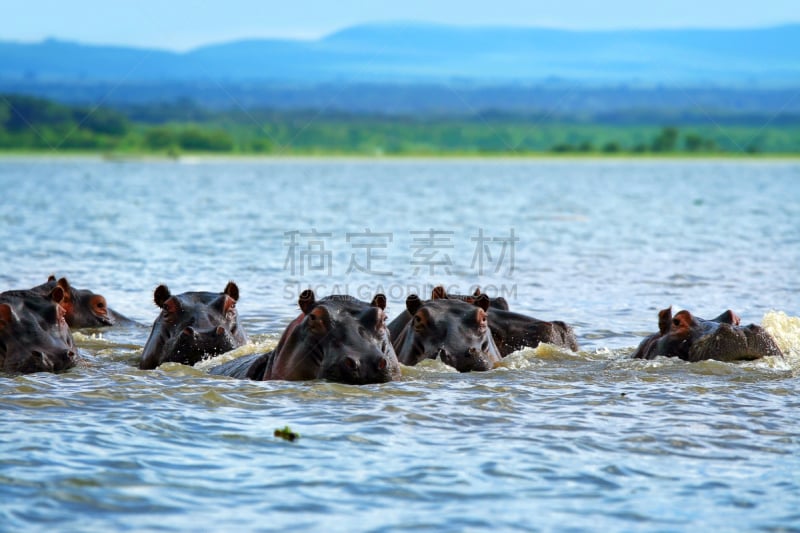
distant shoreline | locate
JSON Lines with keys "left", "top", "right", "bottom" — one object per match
{"left": 4, "top": 94, "right": 799, "bottom": 158}
{"left": 2, "top": 152, "right": 798, "bottom": 163}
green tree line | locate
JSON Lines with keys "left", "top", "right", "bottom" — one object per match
{"left": 1, "top": 94, "right": 797, "bottom": 155}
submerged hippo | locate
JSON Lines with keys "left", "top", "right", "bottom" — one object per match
{"left": 632, "top": 307, "right": 783, "bottom": 362}
{"left": 211, "top": 290, "right": 400, "bottom": 385}
{"left": 139, "top": 282, "right": 248, "bottom": 370}
{"left": 387, "top": 286, "right": 509, "bottom": 341}
{"left": 0, "top": 287, "right": 78, "bottom": 373}
{"left": 487, "top": 308, "right": 579, "bottom": 355}
{"left": 392, "top": 293, "right": 502, "bottom": 372}
{"left": 30, "top": 275, "right": 134, "bottom": 328}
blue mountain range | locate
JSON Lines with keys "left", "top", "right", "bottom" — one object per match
{"left": 1, "top": 23, "right": 799, "bottom": 85}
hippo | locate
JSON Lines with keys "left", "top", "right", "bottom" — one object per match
{"left": 0, "top": 287, "right": 78, "bottom": 373}
{"left": 387, "top": 286, "right": 509, "bottom": 341}
{"left": 632, "top": 307, "right": 783, "bottom": 362}
{"left": 211, "top": 290, "right": 400, "bottom": 385}
{"left": 487, "top": 308, "right": 579, "bottom": 355}
{"left": 139, "top": 282, "right": 248, "bottom": 370}
{"left": 30, "top": 275, "right": 135, "bottom": 328}
{"left": 392, "top": 293, "right": 502, "bottom": 372}
{"left": 387, "top": 286, "right": 575, "bottom": 356}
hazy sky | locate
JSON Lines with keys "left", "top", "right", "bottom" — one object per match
{"left": 5, "top": 0, "right": 799, "bottom": 50}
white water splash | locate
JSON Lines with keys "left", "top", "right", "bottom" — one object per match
{"left": 193, "top": 334, "right": 279, "bottom": 372}
{"left": 762, "top": 310, "right": 800, "bottom": 368}
{"left": 72, "top": 331, "right": 107, "bottom": 343}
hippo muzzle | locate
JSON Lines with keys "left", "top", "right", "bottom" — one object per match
{"left": 687, "top": 322, "right": 783, "bottom": 362}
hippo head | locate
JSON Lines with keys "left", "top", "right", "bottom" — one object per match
{"left": 50, "top": 276, "right": 113, "bottom": 328}
{"left": 633, "top": 307, "right": 783, "bottom": 362}
{"left": 266, "top": 290, "right": 400, "bottom": 384}
{"left": 0, "top": 287, "right": 78, "bottom": 373}
{"left": 394, "top": 293, "right": 502, "bottom": 372}
{"left": 139, "top": 282, "right": 248, "bottom": 369}
{"left": 386, "top": 285, "right": 509, "bottom": 342}
{"left": 30, "top": 276, "right": 113, "bottom": 328}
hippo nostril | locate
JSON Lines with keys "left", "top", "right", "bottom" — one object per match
{"left": 377, "top": 358, "right": 387, "bottom": 370}
{"left": 468, "top": 347, "right": 479, "bottom": 357}
{"left": 345, "top": 356, "right": 358, "bottom": 370}
{"left": 215, "top": 326, "right": 225, "bottom": 336}
{"left": 67, "top": 350, "right": 76, "bottom": 359}
{"left": 31, "top": 350, "right": 45, "bottom": 361}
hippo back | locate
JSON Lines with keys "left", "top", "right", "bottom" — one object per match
{"left": 487, "top": 308, "right": 579, "bottom": 356}
{"left": 210, "top": 352, "right": 272, "bottom": 380}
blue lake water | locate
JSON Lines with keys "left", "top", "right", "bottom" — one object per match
{"left": 1, "top": 157, "right": 799, "bottom": 531}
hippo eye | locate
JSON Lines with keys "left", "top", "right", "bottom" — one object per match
{"left": 96, "top": 302, "right": 105, "bottom": 309}
{"left": 673, "top": 318, "right": 680, "bottom": 326}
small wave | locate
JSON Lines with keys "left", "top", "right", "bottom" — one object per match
{"left": 400, "top": 359, "right": 460, "bottom": 377}
{"left": 72, "top": 331, "right": 111, "bottom": 348}
{"left": 193, "top": 335, "right": 280, "bottom": 372}
{"left": 157, "top": 362, "right": 209, "bottom": 377}
{"left": 497, "top": 343, "right": 594, "bottom": 370}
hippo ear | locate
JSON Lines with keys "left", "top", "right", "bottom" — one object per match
{"left": 431, "top": 285, "right": 447, "bottom": 300}
{"left": 224, "top": 281, "right": 240, "bottom": 301}
{"left": 56, "top": 277, "right": 72, "bottom": 292}
{"left": 49, "top": 286, "right": 66, "bottom": 304}
{"left": 0, "top": 303, "right": 15, "bottom": 326}
{"left": 154, "top": 285, "right": 172, "bottom": 308}
{"left": 370, "top": 294, "right": 387, "bottom": 310}
{"left": 672, "top": 310, "right": 694, "bottom": 330}
{"left": 406, "top": 294, "right": 422, "bottom": 315}
{"left": 473, "top": 287, "right": 482, "bottom": 297}
{"left": 474, "top": 294, "right": 491, "bottom": 312}
{"left": 476, "top": 307, "right": 488, "bottom": 329}
{"left": 657, "top": 307, "right": 672, "bottom": 335}
{"left": 47, "top": 274, "right": 57, "bottom": 282}
{"left": 299, "top": 289, "right": 316, "bottom": 314}
{"left": 713, "top": 310, "right": 741, "bottom": 326}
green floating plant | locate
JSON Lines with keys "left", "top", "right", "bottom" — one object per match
{"left": 274, "top": 426, "right": 299, "bottom": 442}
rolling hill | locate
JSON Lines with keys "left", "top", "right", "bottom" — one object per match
{"left": 1, "top": 23, "right": 798, "bottom": 85}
